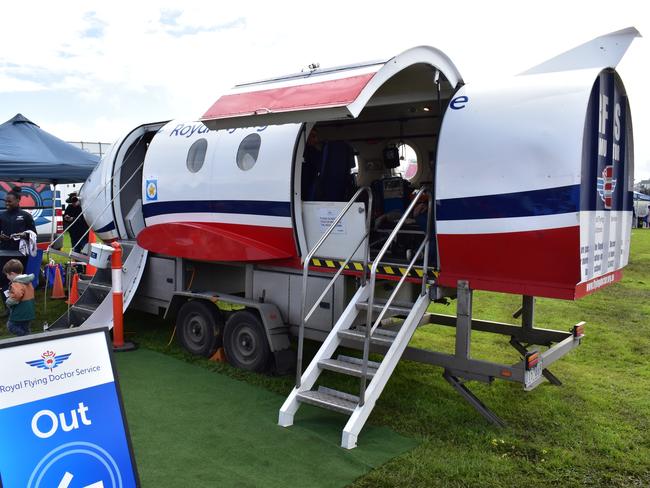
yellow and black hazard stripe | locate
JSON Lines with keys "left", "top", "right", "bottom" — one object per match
{"left": 309, "top": 258, "right": 437, "bottom": 279}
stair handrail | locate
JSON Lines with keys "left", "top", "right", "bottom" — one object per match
{"left": 369, "top": 238, "right": 427, "bottom": 334}
{"left": 296, "top": 186, "right": 373, "bottom": 388}
{"left": 303, "top": 233, "right": 368, "bottom": 326}
{"left": 359, "top": 185, "right": 432, "bottom": 406}
{"left": 44, "top": 147, "right": 147, "bottom": 323}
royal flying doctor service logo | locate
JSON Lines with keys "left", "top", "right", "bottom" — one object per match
{"left": 597, "top": 165, "right": 616, "bottom": 209}
{"left": 26, "top": 350, "right": 71, "bottom": 372}
{"left": 145, "top": 179, "right": 158, "bottom": 201}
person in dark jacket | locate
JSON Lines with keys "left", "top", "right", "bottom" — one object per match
{"left": 0, "top": 188, "right": 36, "bottom": 316}
{"left": 63, "top": 193, "right": 89, "bottom": 253}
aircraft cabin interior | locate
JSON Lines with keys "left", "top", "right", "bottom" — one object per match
{"left": 296, "top": 62, "right": 454, "bottom": 269}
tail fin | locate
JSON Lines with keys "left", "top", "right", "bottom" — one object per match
{"left": 520, "top": 27, "right": 641, "bottom": 75}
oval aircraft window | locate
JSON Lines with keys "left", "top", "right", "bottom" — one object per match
{"left": 237, "top": 133, "right": 261, "bottom": 171}
{"left": 187, "top": 138, "right": 208, "bottom": 173}
{"left": 393, "top": 143, "right": 418, "bottom": 182}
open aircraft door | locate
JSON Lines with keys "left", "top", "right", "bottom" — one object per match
{"left": 201, "top": 46, "right": 463, "bottom": 130}
{"left": 201, "top": 46, "right": 463, "bottom": 266}
{"left": 435, "top": 28, "right": 640, "bottom": 299}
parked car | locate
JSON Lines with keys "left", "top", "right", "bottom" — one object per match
{"left": 0, "top": 182, "right": 63, "bottom": 250}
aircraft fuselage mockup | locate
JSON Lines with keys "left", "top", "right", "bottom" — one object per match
{"left": 65, "top": 27, "right": 641, "bottom": 448}
{"left": 82, "top": 28, "right": 639, "bottom": 301}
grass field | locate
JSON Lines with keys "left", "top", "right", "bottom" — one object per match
{"left": 2, "top": 230, "right": 649, "bottom": 487}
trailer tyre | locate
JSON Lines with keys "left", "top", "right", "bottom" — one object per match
{"left": 224, "top": 310, "right": 271, "bottom": 373}
{"left": 177, "top": 300, "right": 222, "bottom": 357}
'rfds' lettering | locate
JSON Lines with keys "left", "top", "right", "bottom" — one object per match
{"left": 598, "top": 93, "right": 608, "bottom": 157}
{"left": 612, "top": 103, "right": 621, "bottom": 162}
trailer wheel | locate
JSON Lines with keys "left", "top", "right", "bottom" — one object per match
{"left": 224, "top": 310, "right": 270, "bottom": 372}
{"left": 176, "top": 300, "right": 222, "bottom": 357}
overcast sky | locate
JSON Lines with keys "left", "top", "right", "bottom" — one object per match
{"left": 1, "top": 0, "right": 648, "bottom": 180}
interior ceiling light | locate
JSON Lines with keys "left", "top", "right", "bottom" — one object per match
{"left": 423, "top": 106, "right": 431, "bottom": 112}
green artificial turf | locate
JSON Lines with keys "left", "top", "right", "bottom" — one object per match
{"left": 114, "top": 349, "right": 418, "bottom": 488}
{"left": 120, "top": 229, "right": 650, "bottom": 487}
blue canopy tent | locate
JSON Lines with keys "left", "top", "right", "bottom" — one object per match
{"left": 0, "top": 114, "right": 98, "bottom": 183}
{"left": 0, "top": 113, "right": 100, "bottom": 242}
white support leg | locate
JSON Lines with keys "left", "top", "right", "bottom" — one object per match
{"left": 278, "top": 408, "right": 296, "bottom": 427}
{"left": 341, "top": 430, "right": 358, "bottom": 450}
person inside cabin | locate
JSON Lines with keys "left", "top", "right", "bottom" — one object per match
{"left": 64, "top": 193, "right": 89, "bottom": 253}
{"left": 0, "top": 187, "right": 37, "bottom": 318}
{"left": 302, "top": 129, "right": 322, "bottom": 200}
{"left": 412, "top": 198, "right": 429, "bottom": 229}
{"left": 302, "top": 128, "right": 356, "bottom": 202}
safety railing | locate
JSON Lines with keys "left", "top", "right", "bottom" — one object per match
{"left": 358, "top": 185, "right": 432, "bottom": 405}
{"left": 44, "top": 137, "right": 147, "bottom": 319}
{"left": 296, "top": 187, "right": 373, "bottom": 388}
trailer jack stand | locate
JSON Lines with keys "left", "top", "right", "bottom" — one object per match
{"left": 509, "top": 338, "right": 562, "bottom": 386}
{"left": 443, "top": 370, "right": 505, "bottom": 428}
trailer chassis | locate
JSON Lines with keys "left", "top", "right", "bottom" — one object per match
{"left": 335, "top": 280, "right": 585, "bottom": 426}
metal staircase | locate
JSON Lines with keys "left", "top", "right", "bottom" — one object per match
{"left": 46, "top": 240, "right": 148, "bottom": 330}
{"left": 279, "top": 186, "right": 434, "bottom": 448}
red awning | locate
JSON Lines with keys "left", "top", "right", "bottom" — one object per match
{"left": 205, "top": 72, "right": 377, "bottom": 119}
{"left": 201, "top": 47, "right": 463, "bottom": 130}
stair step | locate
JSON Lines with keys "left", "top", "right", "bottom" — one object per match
{"left": 296, "top": 386, "right": 359, "bottom": 415}
{"left": 318, "top": 355, "right": 380, "bottom": 379}
{"left": 87, "top": 279, "right": 112, "bottom": 288}
{"left": 68, "top": 250, "right": 90, "bottom": 263}
{"left": 78, "top": 280, "right": 111, "bottom": 293}
{"left": 356, "top": 300, "right": 414, "bottom": 315}
{"left": 80, "top": 274, "right": 98, "bottom": 281}
{"left": 72, "top": 303, "right": 98, "bottom": 315}
{"left": 88, "top": 282, "right": 112, "bottom": 291}
{"left": 338, "top": 329, "right": 395, "bottom": 347}
{"left": 355, "top": 326, "right": 399, "bottom": 338}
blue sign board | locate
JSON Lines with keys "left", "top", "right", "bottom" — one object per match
{"left": 0, "top": 328, "right": 139, "bottom": 488}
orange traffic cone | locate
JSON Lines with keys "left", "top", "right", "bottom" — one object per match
{"left": 66, "top": 273, "right": 79, "bottom": 305}
{"left": 51, "top": 265, "right": 66, "bottom": 299}
{"left": 209, "top": 347, "right": 227, "bottom": 363}
{"left": 86, "top": 230, "right": 97, "bottom": 277}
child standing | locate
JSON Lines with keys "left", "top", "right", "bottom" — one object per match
{"left": 3, "top": 258, "right": 35, "bottom": 336}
